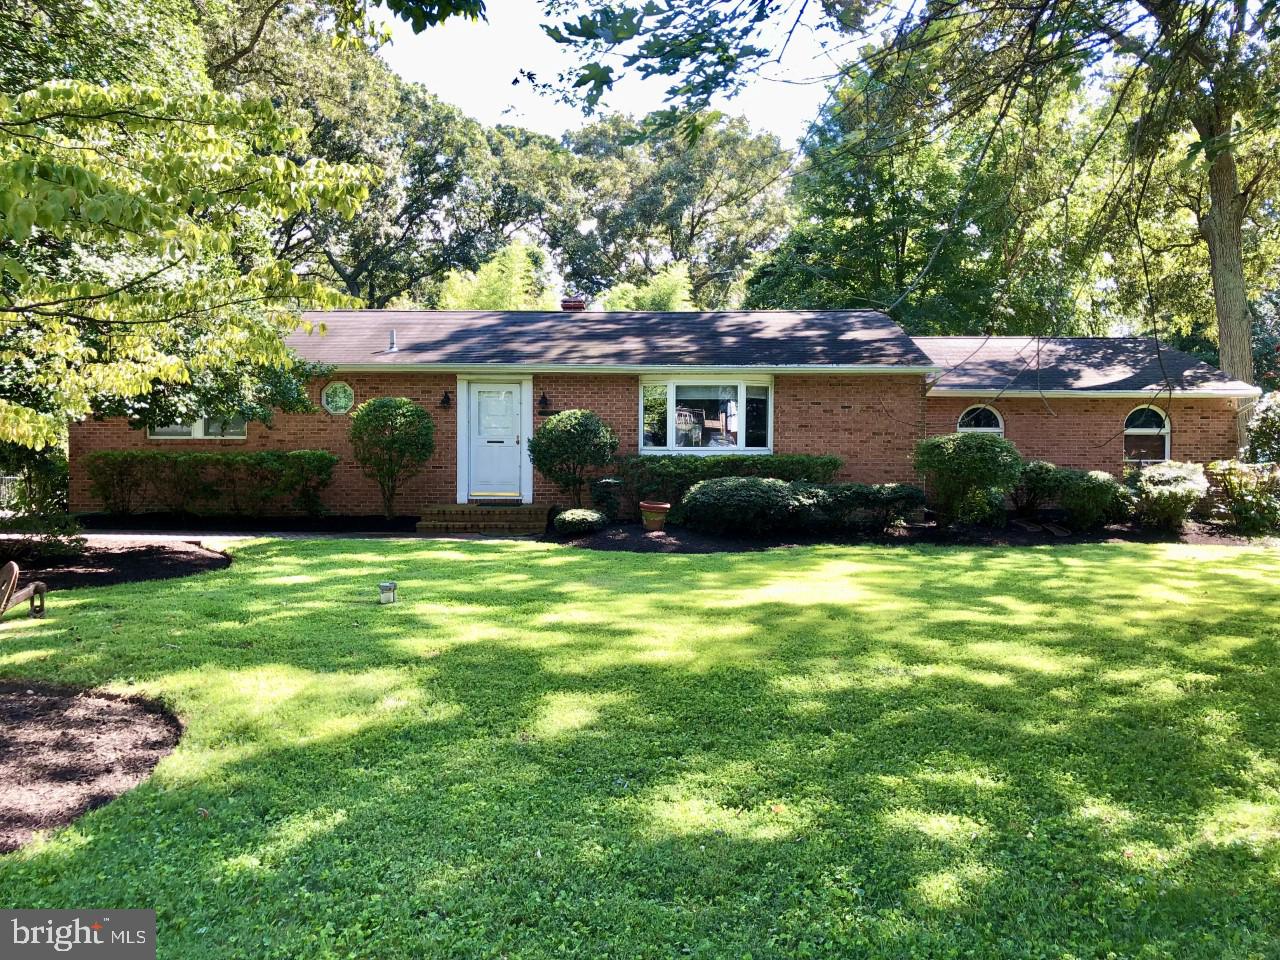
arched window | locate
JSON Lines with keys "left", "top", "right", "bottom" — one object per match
{"left": 957, "top": 404, "right": 1004, "bottom": 435}
{"left": 1124, "top": 405, "right": 1169, "bottom": 463}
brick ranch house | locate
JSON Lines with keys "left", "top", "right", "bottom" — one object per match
{"left": 68, "top": 307, "right": 1260, "bottom": 518}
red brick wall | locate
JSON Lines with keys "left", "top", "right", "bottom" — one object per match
{"left": 924, "top": 394, "right": 1242, "bottom": 473}
{"left": 772, "top": 374, "right": 927, "bottom": 483}
{"left": 531, "top": 373, "right": 638, "bottom": 502}
{"left": 68, "top": 369, "right": 1244, "bottom": 514}
{"left": 67, "top": 373, "right": 644, "bottom": 514}
{"left": 69, "top": 373, "right": 457, "bottom": 514}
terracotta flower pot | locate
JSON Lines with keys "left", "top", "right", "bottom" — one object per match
{"left": 639, "top": 501, "right": 671, "bottom": 532}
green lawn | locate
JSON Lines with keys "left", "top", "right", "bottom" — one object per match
{"left": 2, "top": 539, "right": 1279, "bottom": 959}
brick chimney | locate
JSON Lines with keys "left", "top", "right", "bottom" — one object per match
{"left": 560, "top": 296, "right": 587, "bottom": 312}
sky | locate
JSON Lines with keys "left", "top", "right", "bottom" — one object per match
{"left": 372, "top": 0, "right": 845, "bottom": 150}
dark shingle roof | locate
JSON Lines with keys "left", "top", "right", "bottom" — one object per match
{"left": 914, "top": 337, "right": 1258, "bottom": 397}
{"left": 288, "top": 310, "right": 936, "bottom": 369}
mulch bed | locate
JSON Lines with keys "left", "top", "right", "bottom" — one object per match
{"left": 0, "top": 682, "right": 180, "bottom": 852}
{"left": 552, "top": 519, "right": 1272, "bottom": 554}
{"left": 12, "top": 538, "right": 231, "bottom": 593}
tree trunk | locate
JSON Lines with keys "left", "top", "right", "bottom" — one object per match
{"left": 1200, "top": 149, "right": 1254, "bottom": 385}
{"left": 1198, "top": 139, "right": 1255, "bottom": 449}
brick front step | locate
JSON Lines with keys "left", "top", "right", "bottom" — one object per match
{"left": 416, "top": 503, "right": 551, "bottom": 535}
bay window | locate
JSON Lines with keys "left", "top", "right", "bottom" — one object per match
{"left": 640, "top": 378, "right": 772, "bottom": 453}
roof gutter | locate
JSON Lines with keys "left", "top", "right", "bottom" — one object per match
{"left": 927, "top": 386, "right": 1262, "bottom": 400}
{"left": 325, "top": 362, "right": 942, "bottom": 376}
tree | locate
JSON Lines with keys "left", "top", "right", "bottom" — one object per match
{"left": 1248, "top": 393, "right": 1280, "bottom": 463}
{"left": 301, "top": 77, "right": 535, "bottom": 307}
{"left": 93, "top": 359, "right": 333, "bottom": 431}
{"left": 550, "top": 113, "right": 791, "bottom": 307}
{"left": 745, "top": 73, "right": 1108, "bottom": 334}
{"left": 437, "top": 242, "right": 558, "bottom": 310}
{"left": 0, "top": 80, "right": 368, "bottom": 449}
{"left": 545, "top": 0, "right": 1280, "bottom": 389}
{"left": 527, "top": 410, "right": 619, "bottom": 506}
{"left": 349, "top": 397, "right": 437, "bottom": 517}
{"left": 599, "top": 263, "right": 693, "bottom": 311}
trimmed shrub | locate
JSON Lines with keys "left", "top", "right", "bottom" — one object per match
{"left": 1056, "top": 469, "right": 1129, "bottom": 531}
{"left": 527, "top": 410, "right": 619, "bottom": 507}
{"left": 151, "top": 452, "right": 214, "bottom": 513}
{"left": 1247, "top": 392, "right": 1280, "bottom": 463}
{"left": 278, "top": 450, "right": 338, "bottom": 517}
{"left": 1132, "top": 461, "right": 1209, "bottom": 531}
{"left": 616, "top": 453, "right": 842, "bottom": 508}
{"left": 913, "top": 433, "right": 1023, "bottom": 527}
{"left": 86, "top": 450, "right": 152, "bottom": 514}
{"left": 821, "top": 482, "right": 925, "bottom": 532}
{"left": 677, "top": 476, "right": 827, "bottom": 537}
{"left": 589, "top": 476, "right": 624, "bottom": 520}
{"left": 553, "top": 508, "right": 609, "bottom": 535}
{"left": 1011, "top": 460, "right": 1062, "bottom": 517}
{"left": 350, "top": 398, "right": 436, "bottom": 518}
{"left": 1206, "top": 460, "right": 1280, "bottom": 534}
{"left": 956, "top": 486, "right": 1009, "bottom": 527}
{"left": 83, "top": 450, "right": 337, "bottom": 517}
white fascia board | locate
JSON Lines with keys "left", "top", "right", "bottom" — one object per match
{"left": 327, "top": 363, "right": 941, "bottom": 376}
{"left": 926, "top": 386, "right": 1262, "bottom": 400}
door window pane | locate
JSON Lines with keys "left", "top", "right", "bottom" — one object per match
{"left": 745, "top": 386, "right": 769, "bottom": 448}
{"left": 478, "top": 390, "right": 515, "bottom": 436}
{"left": 674, "top": 384, "right": 739, "bottom": 448}
{"left": 642, "top": 384, "right": 667, "bottom": 447}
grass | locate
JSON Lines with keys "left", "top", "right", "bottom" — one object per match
{"left": 1, "top": 538, "right": 1279, "bottom": 959}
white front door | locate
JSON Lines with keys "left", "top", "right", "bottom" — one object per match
{"left": 468, "top": 383, "right": 523, "bottom": 498}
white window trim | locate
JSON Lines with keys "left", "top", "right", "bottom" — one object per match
{"left": 639, "top": 375, "right": 773, "bottom": 455}
{"left": 147, "top": 418, "right": 248, "bottom": 441}
{"left": 1123, "top": 404, "right": 1170, "bottom": 462}
{"left": 957, "top": 403, "right": 1004, "bottom": 435}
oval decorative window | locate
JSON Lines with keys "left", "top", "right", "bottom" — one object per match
{"left": 321, "top": 381, "right": 355, "bottom": 415}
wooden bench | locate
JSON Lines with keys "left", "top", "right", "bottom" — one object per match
{"left": 1, "top": 561, "right": 47, "bottom": 618}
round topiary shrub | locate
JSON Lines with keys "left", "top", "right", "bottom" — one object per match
{"left": 676, "top": 476, "right": 826, "bottom": 538}
{"left": 527, "top": 409, "right": 619, "bottom": 507}
{"left": 1011, "top": 460, "right": 1062, "bottom": 517}
{"left": 913, "top": 433, "right": 1023, "bottom": 527}
{"left": 1056, "top": 468, "right": 1130, "bottom": 531}
{"left": 349, "top": 397, "right": 436, "bottom": 518}
{"left": 1133, "top": 461, "right": 1208, "bottom": 531}
{"left": 553, "top": 508, "right": 609, "bottom": 536}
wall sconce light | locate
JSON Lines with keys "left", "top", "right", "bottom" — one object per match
{"left": 439, "top": 391, "right": 451, "bottom": 409}
{"left": 538, "top": 392, "right": 551, "bottom": 413}
{"left": 378, "top": 581, "right": 398, "bottom": 605}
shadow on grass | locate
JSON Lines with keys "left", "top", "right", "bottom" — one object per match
{"left": 0, "top": 539, "right": 1277, "bottom": 958}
